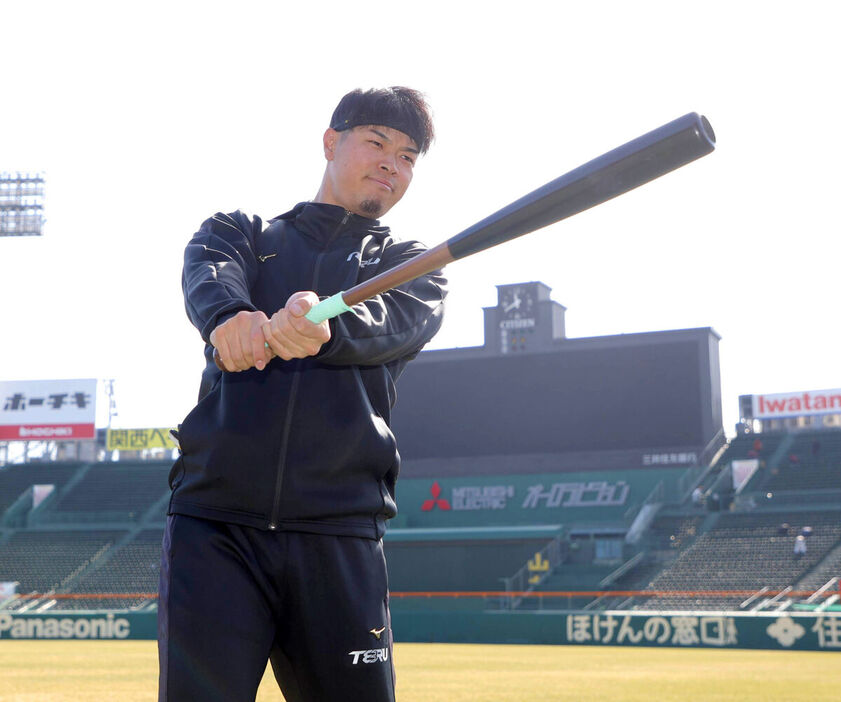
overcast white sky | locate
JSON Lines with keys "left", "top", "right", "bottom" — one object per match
{"left": 1, "top": 1, "right": 838, "bottom": 437}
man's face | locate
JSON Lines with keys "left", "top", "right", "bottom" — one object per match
{"left": 320, "top": 125, "right": 418, "bottom": 218}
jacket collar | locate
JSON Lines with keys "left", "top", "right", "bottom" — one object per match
{"left": 270, "top": 202, "right": 390, "bottom": 245}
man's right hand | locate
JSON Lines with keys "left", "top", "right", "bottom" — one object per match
{"left": 210, "top": 310, "right": 272, "bottom": 372}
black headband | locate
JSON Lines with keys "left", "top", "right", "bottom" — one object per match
{"left": 331, "top": 114, "right": 423, "bottom": 151}
{"left": 329, "top": 88, "right": 431, "bottom": 153}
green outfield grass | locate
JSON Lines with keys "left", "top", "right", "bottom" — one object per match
{"left": 0, "top": 641, "right": 838, "bottom": 701}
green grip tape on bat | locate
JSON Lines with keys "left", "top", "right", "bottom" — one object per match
{"left": 305, "top": 292, "right": 352, "bottom": 323}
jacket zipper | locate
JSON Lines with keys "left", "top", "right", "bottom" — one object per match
{"left": 268, "top": 210, "right": 352, "bottom": 530}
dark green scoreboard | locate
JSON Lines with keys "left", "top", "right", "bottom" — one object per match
{"left": 392, "top": 325, "right": 722, "bottom": 464}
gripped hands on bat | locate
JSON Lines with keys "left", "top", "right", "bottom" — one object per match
{"left": 210, "top": 292, "right": 330, "bottom": 373}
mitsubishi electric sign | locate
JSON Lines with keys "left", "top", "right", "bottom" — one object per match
{"left": 0, "top": 379, "right": 97, "bottom": 440}
{"left": 402, "top": 469, "right": 677, "bottom": 528}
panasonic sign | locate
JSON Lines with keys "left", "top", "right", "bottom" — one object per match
{"left": 0, "top": 612, "right": 131, "bottom": 639}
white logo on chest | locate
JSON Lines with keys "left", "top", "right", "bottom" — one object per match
{"left": 347, "top": 252, "right": 381, "bottom": 268}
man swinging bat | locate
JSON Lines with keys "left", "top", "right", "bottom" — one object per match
{"left": 158, "top": 87, "right": 444, "bottom": 702}
{"left": 161, "top": 82, "right": 714, "bottom": 700}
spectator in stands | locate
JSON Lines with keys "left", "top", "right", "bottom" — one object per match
{"left": 158, "top": 88, "right": 443, "bottom": 702}
{"left": 793, "top": 534, "right": 807, "bottom": 558}
{"left": 788, "top": 453, "right": 800, "bottom": 465}
{"left": 691, "top": 485, "right": 704, "bottom": 507}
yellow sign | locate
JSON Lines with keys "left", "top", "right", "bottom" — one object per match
{"left": 528, "top": 552, "right": 550, "bottom": 572}
{"left": 527, "top": 552, "right": 550, "bottom": 584}
{"left": 106, "top": 428, "right": 176, "bottom": 451}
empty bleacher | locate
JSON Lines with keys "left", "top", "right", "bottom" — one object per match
{"left": 0, "top": 529, "right": 126, "bottom": 607}
{"left": 0, "top": 460, "right": 171, "bottom": 612}
{"left": 44, "top": 462, "right": 170, "bottom": 522}
{"left": 714, "top": 431, "right": 787, "bottom": 467}
{"left": 646, "top": 514, "right": 706, "bottom": 551}
{"left": 62, "top": 529, "right": 163, "bottom": 609}
{"left": 762, "top": 429, "right": 841, "bottom": 493}
{"left": 1, "top": 427, "right": 840, "bottom": 614}
{"left": 796, "top": 539, "right": 841, "bottom": 594}
{"left": 0, "top": 462, "right": 81, "bottom": 514}
{"left": 634, "top": 510, "right": 841, "bottom": 610}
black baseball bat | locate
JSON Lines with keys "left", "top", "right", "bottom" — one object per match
{"left": 305, "top": 111, "right": 715, "bottom": 322}
{"left": 214, "top": 112, "right": 715, "bottom": 369}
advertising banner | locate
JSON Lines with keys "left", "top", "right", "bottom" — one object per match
{"left": 0, "top": 611, "right": 156, "bottom": 640}
{"left": 399, "top": 469, "right": 685, "bottom": 528}
{"left": 393, "top": 610, "right": 841, "bottom": 651}
{"left": 2, "top": 609, "right": 839, "bottom": 650}
{"left": 0, "top": 379, "right": 96, "bottom": 440}
{"left": 32, "top": 484, "right": 55, "bottom": 509}
{"left": 106, "top": 428, "right": 177, "bottom": 451}
{"left": 752, "top": 388, "right": 841, "bottom": 419}
{"left": 731, "top": 459, "right": 759, "bottom": 493}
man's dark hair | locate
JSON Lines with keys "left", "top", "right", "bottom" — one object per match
{"left": 330, "top": 87, "right": 435, "bottom": 154}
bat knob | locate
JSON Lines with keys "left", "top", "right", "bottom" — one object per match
{"left": 213, "top": 348, "right": 227, "bottom": 372}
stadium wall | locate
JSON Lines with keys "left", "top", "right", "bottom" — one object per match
{"left": 3, "top": 610, "right": 839, "bottom": 652}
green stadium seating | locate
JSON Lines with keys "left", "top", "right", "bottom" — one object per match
{"left": 2, "top": 428, "right": 840, "bottom": 615}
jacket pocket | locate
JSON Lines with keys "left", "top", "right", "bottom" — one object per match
{"left": 168, "top": 455, "right": 186, "bottom": 490}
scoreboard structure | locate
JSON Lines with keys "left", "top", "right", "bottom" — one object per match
{"left": 391, "top": 281, "right": 723, "bottom": 478}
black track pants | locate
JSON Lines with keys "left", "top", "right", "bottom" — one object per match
{"left": 158, "top": 514, "right": 395, "bottom": 702}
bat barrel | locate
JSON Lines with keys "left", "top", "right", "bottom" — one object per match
{"left": 215, "top": 112, "right": 716, "bottom": 367}
{"left": 447, "top": 112, "right": 716, "bottom": 260}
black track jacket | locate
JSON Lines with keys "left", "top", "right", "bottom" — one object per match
{"left": 168, "top": 202, "right": 447, "bottom": 539}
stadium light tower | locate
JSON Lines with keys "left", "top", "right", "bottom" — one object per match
{"left": 0, "top": 172, "right": 45, "bottom": 236}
